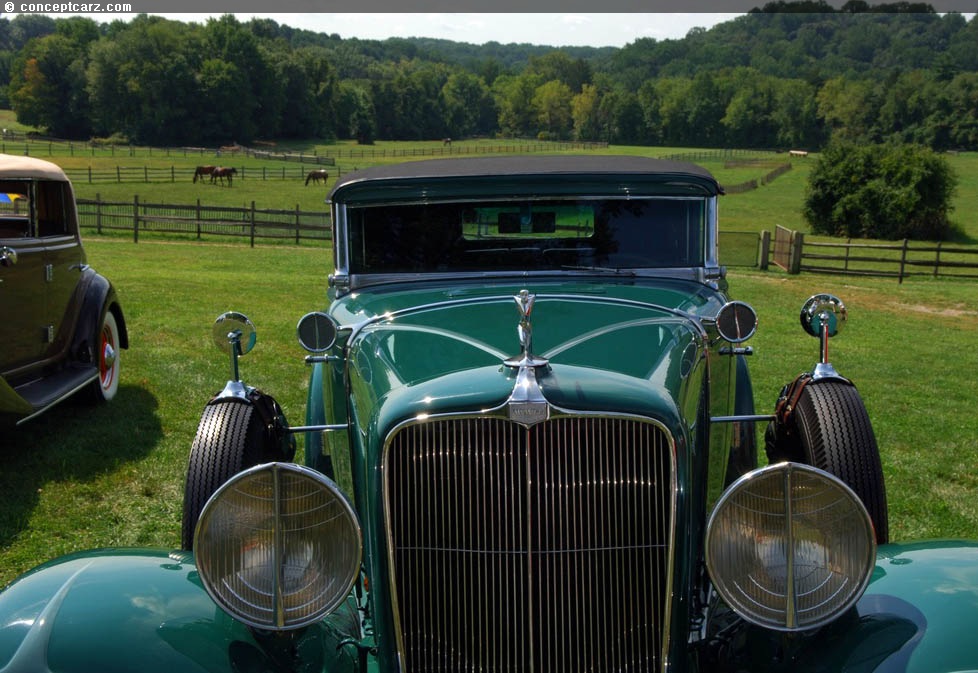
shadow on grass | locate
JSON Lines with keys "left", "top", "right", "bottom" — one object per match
{"left": 0, "top": 384, "right": 162, "bottom": 548}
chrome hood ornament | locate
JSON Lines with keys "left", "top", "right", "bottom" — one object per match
{"left": 504, "top": 290, "right": 550, "bottom": 427}
{"left": 504, "top": 289, "right": 550, "bottom": 369}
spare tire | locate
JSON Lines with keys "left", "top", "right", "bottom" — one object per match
{"left": 181, "top": 393, "right": 294, "bottom": 550}
{"left": 767, "top": 380, "right": 889, "bottom": 544}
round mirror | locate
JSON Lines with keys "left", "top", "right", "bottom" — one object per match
{"left": 716, "top": 301, "right": 758, "bottom": 343}
{"left": 297, "top": 312, "right": 338, "bottom": 353}
{"left": 800, "top": 294, "right": 846, "bottom": 338}
{"left": 212, "top": 312, "right": 257, "bottom": 355}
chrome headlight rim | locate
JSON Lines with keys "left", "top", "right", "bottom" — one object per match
{"left": 705, "top": 461, "right": 877, "bottom": 632}
{"left": 194, "top": 462, "right": 363, "bottom": 631}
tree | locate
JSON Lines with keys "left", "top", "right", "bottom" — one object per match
{"left": 532, "top": 79, "right": 573, "bottom": 139}
{"left": 492, "top": 72, "right": 542, "bottom": 137}
{"left": 815, "top": 76, "right": 880, "bottom": 143}
{"left": 571, "top": 83, "right": 602, "bottom": 141}
{"left": 803, "top": 141, "right": 957, "bottom": 240}
{"left": 85, "top": 16, "right": 203, "bottom": 144}
{"left": 336, "top": 81, "right": 376, "bottom": 144}
{"left": 441, "top": 72, "right": 494, "bottom": 138}
{"left": 9, "top": 33, "right": 92, "bottom": 138}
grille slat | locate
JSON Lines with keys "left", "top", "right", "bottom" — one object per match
{"left": 386, "top": 417, "right": 673, "bottom": 673}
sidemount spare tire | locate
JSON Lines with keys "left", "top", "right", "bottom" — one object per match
{"left": 766, "top": 378, "right": 889, "bottom": 545}
{"left": 180, "top": 390, "right": 295, "bottom": 550}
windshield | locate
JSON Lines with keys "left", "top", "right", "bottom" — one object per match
{"left": 347, "top": 197, "right": 707, "bottom": 274}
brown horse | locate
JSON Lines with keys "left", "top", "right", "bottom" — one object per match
{"left": 305, "top": 169, "right": 329, "bottom": 186}
{"left": 210, "top": 167, "right": 237, "bottom": 187}
{"left": 193, "top": 165, "right": 216, "bottom": 183}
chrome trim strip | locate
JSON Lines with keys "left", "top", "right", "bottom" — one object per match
{"left": 346, "top": 293, "right": 711, "bottom": 346}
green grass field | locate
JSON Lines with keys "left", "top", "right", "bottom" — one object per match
{"left": 0, "top": 132, "right": 976, "bottom": 588}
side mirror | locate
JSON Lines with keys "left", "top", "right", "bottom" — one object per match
{"left": 800, "top": 294, "right": 847, "bottom": 380}
{"left": 800, "top": 294, "right": 846, "bottom": 340}
{"left": 211, "top": 312, "right": 256, "bottom": 399}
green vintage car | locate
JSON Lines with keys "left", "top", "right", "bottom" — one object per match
{"left": 1, "top": 155, "right": 976, "bottom": 672}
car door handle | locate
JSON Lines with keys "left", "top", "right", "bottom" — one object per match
{"left": 0, "top": 246, "right": 17, "bottom": 267}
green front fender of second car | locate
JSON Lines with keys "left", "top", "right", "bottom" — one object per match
{"left": 0, "top": 548, "right": 362, "bottom": 673}
{"left": 733, "top": 540, "right": 978, "bottom": 673}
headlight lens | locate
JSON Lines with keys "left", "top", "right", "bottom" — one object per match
{"left": 706, "top": 462, "right": 876, "bottom": 631}
{"left": 195, "top": 462, "right": 362, "bottom": 630}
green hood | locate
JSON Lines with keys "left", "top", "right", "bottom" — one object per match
{"left": 333, "top": 278, "right": 723, "bottom": 440}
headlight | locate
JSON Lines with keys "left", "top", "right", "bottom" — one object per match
{"left": 195, "top": 462, "right": 362, "bottom": 630}
{"left": 705, "top": 462, "right": 876, "bottom": 631}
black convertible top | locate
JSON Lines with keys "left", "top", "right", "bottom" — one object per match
{"left": 329, "top": 155, "right": 722, "bottom": 203}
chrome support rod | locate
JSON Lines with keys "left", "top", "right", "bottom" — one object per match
{"left": 711, "top": 414, "right": 776, "bottom": 423}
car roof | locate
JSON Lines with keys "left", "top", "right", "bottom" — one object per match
{"left": 329, "top": 155, "right": 722, "bottom": 204}
{"left": 0, "top": 153, "right": 69, "bottom": 181}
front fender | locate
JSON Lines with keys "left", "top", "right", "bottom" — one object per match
{"left": 856, "top": 541, "right": 978, "bottom": 673}
{"left": 0, "top": 549, "right": 361, "bottom": 673}
{"left": 735, "top": 541, "right": 978, "bottom": 673}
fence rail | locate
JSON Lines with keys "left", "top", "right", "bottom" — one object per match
{"left": 77, "top": 197, "right": 330, "bottom": 245}
{"left": 1, "top": 133, "right": 608, "bottom": 162}
{"left": 761, "top": 227, "right": 978, "bottom": 281}
{"left": 801, "top": 238, "right": 978, "bottom": 282}
{"left": 65, "top": 165, "right": 338, "bottom": 184}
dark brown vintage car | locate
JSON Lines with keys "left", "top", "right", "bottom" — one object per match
{"left": 0, "top": 154, "right": 128, "bottom": 425}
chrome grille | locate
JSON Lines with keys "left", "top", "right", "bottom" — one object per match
{"left": 385, "top": 416, "right": 674, "bottom": 673}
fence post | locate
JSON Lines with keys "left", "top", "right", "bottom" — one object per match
{"left": 898, "top": 238, "right": 909, "bottom": 284}
{"left": 133, "top": 194, "right": 139, "bottom": 243}
{"left": 96, "top": 193, "right": 102, "bottom": 235}
{"left": 759, "top": 230, "right": 770, "bottom": 270}
{"left": 934, "top": 240, "right": 942, "bottom": 277}
{"left": 789, "top": 232, "right": 804, "bottom": 274}
{"left": 295, "top": 204, "right": 300, "bottom": 245}
{"left": 250, "top": 201, "right": 256, "bottom": 248}
{"left": 196, "top": 199, "right": 202, "bottom": 239}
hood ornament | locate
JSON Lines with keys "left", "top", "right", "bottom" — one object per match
{"left": 504, "top": 290, "right": 549, "bottom": 369}
{"left": 504, "top": 290, "right": 550, "bottom": 427}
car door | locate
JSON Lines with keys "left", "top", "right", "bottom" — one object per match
{"left": 0, "top": 186, "right": 47, "bottom": 374}
{"left": 35, "top": 179, "right": 86, "bottom": 360}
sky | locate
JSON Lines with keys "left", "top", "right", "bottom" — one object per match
{"left": 42, "top": 13, "right": 745, "bottom": 48}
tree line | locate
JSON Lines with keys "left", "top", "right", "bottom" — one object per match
{"left": 1, "top": 4, "right": 977, "bottom": 150}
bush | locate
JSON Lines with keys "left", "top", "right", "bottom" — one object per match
{"left": 803, "top": 142, "right": 957, "bottom": 240}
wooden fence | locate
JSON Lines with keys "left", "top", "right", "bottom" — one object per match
{"left": 1, "top": 133, "right": 608, "bottom": 162}
{"left": 64, "top": 165, "right": 337, "bottom": 184}
{"left": 762, "top": 226, "right": 978, "bottom": 282}
{"left": 76, "top": 196, "right": 330, "bottom": 245}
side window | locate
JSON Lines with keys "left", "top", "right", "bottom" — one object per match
{"left": 35, "top": 181, "right": 74, "bottom": 238}
{"left": 0, "top": 180, "right": 30, "bottom": 239}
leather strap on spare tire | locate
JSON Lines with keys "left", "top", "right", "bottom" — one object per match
{"left": 767, "top": 377, "right": 889, "bottom": 544}
{"left": 243, "top": 388, "right": 296, "bottom": 462}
